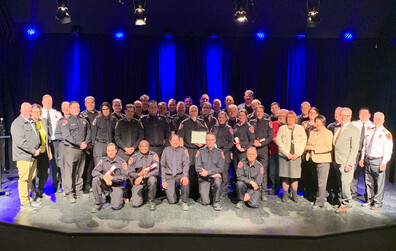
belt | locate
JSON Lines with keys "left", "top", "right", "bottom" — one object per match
{"left": 150, "top": 145, "right": 163, "bottom": 148}
{"left": 366, "top": 156, "right": 382, "bottom": 160}
{"left": 97, "top": 141, "right": 110, "bottom": 144}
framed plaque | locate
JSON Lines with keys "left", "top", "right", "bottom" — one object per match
{"left": 191, "top": 131, "right": 207, "bottom": 144}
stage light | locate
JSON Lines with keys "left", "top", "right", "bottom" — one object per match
{"left": 255, "top": 31, "right": 266, "bottom": 40}
{"left": 306, "top": 0, "right": 321, "bottom": 27}
{"left": 234, "top": 0, "right": 248, "bottom": 23}
{"left": 297, "top": 33, "right": 306, "bottom": 40}
{"left": 25, "top": 26, "right": 38, "bottom": 38}
{"left": 163, "top": 33, "right": 173, "bottom": 38}
{"left": 115, "top": 31, "right": 125, "bottom": 40}
{"left": 209, "top": 34, "right": 219, "bottom": 39}
{"left": 134, "top": 0, "right": 146, "bottom": 26}
{"left": 56, "top": 0, "right": 71, "bottom": 24}
{"left": 343, "top": 31, "right": 354, "bottom": 41}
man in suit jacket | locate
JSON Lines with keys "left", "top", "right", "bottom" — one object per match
{"left": 333, "top": 107, "right": 360, "bottom": 213}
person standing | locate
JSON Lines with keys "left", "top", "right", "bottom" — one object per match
{"left": 41, "top": 94, "right": 62, "bottom": 193}
{"left": 333, "top": 107, "right": 360, "bottom": 213}
{"left": 112, "top": 98, "right": 126, "bottom": 121}
{"left": 359, "top": 112, "right": 393, "bottom": 210}
{"left": 276, "top": 111, "right": 307, "bottom": 203}
{"left": 11, "top": 103, "right": 42, "bottom": 211}
{"left": 62, "top": 101, "right": 92, "bottom": 203}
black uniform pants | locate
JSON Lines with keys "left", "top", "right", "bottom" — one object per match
{"left": 198, "top": 176, "right": 222, "bottom": 204}
{"left": 92, "top": 176, "right": 124, "bottom": 210}
{"left": 186, "top": 147, "right": 199, "bottom": 200}
{"left": 221, "top": 151, "right": 232, "bottom": 195}
{"left": 164, "top": 174, "right": 190, "bottom": 203}
{"left": 32, "top": 151, "right": 49, "bottom": 192}
{"left": 257, "top": 146, "right": 269, "bottom": 194}
{"left": 64, "top": 147, "right": 86, "bottom": 198}
{"left": 50, "top": 141, "right": 60, "bottom": 190}
{"left": 131, "top": 176, "right": 157, "bottom": 207}
{"left": 236, "top": 181, "right": 260, "bottom": 208}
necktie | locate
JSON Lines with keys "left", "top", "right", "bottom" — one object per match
{"left": 366, "top": 128, "right": 377, "bottom": 156}
{"left": 172, "top": 149, "right": 177, "bottom": 176}
{"left": 359, "top": 123, "right": 365, "bottom": 149}
{"left": 290, "top": 128, "right": 295, "bottom": 154}
{"left": 208, "top": 150, "right": 212, "bottom": 171}
{"left": 143, "top": 155, "right": 147, "bottom": 171}
{"left": 335, "top": 126, "right": 344, "bottom": 144}
{"left": 47, "top": 110, "right": 51, "bottom": 126}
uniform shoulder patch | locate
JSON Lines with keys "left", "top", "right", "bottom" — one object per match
{"left": 237, "top": 161, "right": 243, "bottom": 168}
{"left": 260, "top": 167, "right": 264, "bottom": 174}
{"left": 386, "top": 133, "right": 392, "bottom": 140}
{"left": 153, "top": 154, "right": 159, "bottom": 161}
{"left": 249, "top": 126, "right": 255, "bottom": 133}
{"left": 62, "top": 119, "right": 68, "bottom": 126}
{"left": 179, "top": 123, "right": 184, "bottom": 130}
{"left": 195, "top": 151, "right": 200, "bottom": 157}
{"left": 96, "top": 160, "right": 102, "bottom": 166}
{"left": 122, "top": 163, "right": 127, "bottom": 170}
{"left": 229, "top": 128, "right": 234, "bottom": 135}
{"left": 128, "top": 158, "right": 133, "bottom": 165}
{"left": 383, "top": 129, "right": 389, "bottom": 133}
{"left": 185, "top": 149, "right": 189, "bottom": 157}
{"left": 221, "top": 151, "right": 225, "bottom": 159}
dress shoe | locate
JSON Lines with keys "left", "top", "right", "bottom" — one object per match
{"left": 292, "top": 191, "right": 299, "bottom": 203}
{"left": 335, "top": 205, "right": 348, "bottom": 213}
{"left": 149, "top": 201, "right": 156, "bottom": 211}
{"left": 235, "top": 201, "right": 244, "bottom": 209}
{"left": 281, "top": 192, "right": 288, "bottom": 203}
{"left": 68, "top": 197, "right": 76, "bottom": 203}
{"left": 91, "top": 204, "right": 102, "bottom": 213}
{"left": 361, "top": 201, "right": 372, "bottom": 207}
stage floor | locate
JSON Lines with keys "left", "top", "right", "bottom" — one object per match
{"left": 1, "top": 169, "right": 395, "bottom": 236}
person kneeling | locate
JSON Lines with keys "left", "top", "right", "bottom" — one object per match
{"left": 128, "top": 140, "right": 159, "bottom": 211}
{"left": 235, "top": 147, "right": 264, "bottom": 209}
{"left": 91, "top": 143, "right": 128, "bottom": 213}
{"left": 195, "top": 133, "right": 224, "bottom": 211}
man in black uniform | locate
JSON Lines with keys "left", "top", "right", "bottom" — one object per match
{"left": 172, "top": 101, "right": 188, "bottom": 134}
{"left": 161, "top": 135, "right": 190, "bottom": 211}
{"left": 140, "top": 101, "right": 171, "bottom": 158}
{"left": 167, "top": 99, "right": 177, "bottom": 116}
{"left": 184, "top": 96, "right": 193, "bottom": 115}
{"left": 236, "top": 147, "right": 264, "bottom": 208}
{"left": 269, "top": 102, "right": 280, "bottom": 122}
{"left": 140, "top": 94, "right": 150, "bottom": 115}
{"left": 62, "top": 101, "right": 91, "bottom": 203}
{"left": 237, "top": 90, "right": 254, "bottom": 114}
{"left": 114, "top": 104, "right": 144, "bottom": 161}
{"left": 227, "top": 104, "right": 238, "bottom": 128}
{"left": 91, "top": 143, "right": 128, "bottom": 212}
{"left": 195, "top": 133, "right": 225, "bottom": 210}
{"left": 210, "top": 111, "right": 234, "bottom": 198}
{"left": 133, "top": 100, "right": 143, "bottom": 119}
{"left": 250, "top": 105, "right": 273, "bottom": 201}
{"left": 212, "top": 99, "right": 222, "bottom": 118}
{"left": 112, "top": 98, "right": 126, "bottom": 121}
{"left": 80, "top": 96, "right": 99, "bottom": 193}
{"left": 178, "top": 105, "right": 208, "bottom": 199}
{"left": 199, "top": 102, "right": 217, "bottom": 131}
{"left": 128, "top": 140, "right": 159, "bottom": 210}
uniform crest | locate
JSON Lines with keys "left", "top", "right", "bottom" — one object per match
{"left": 179, "top": 123, "right": 184, "bottom": 130}
{"left": 249, "top": 126, "right": 255, "bottom": 133}
{"left": 128, "top": 158, "right": 133, "bottom": 165}
{"left": 221, "top": 152, "right": 225, "bottom": 159}
{"left": 237, "top": 161, "right": 243, "bottom": 168}
{"left": 92, "top": 118, "right": 96, "bottom": 126}
{"left": 153, "top": 154, "right": 159, "bottom": 161}
{"left": 122, "top": 163, "right": 127, "bottom": 170}
{"left": 229, "top": 128, "right": 234, "bottom": 135}
{"left": 260, "top": 167, "right": 264, "bottom": 174}
{"left": 386, "top": 133, "right": 392, "bottom": 140}
{"left": 185, "top": 149, "right": 189, "bottom": 156}
{"left": 96, "top": 160, "right": 102, "bottom": 166}
{"left": 195, "top": 151, "right": 200, "bottom": 157}
{"left": 62, "top": 120, "right": 68, "bottom": 126}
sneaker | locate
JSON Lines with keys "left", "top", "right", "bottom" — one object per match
{"left": 235, "top": 201, "right": 244, "bottom": 209}
{"left": 181, "top": 202, "right": 189, "bottom": 211}
{"left": 68, "top": 197, "right": 76, "bottom": 203}
{"left": 149, "top": 201, "right": 156, "bottom": 211}
{"left": 261, "top": 194, "right": 268, "bottom": 202}
{"left": 91, "top": 204, "right": 102, "bottom": 213}
{"left": 77, "top": 194, "right": 89, "bottom": 199}
{"left": 212, "top": 202, "right": 222, "bottom": 211}
{"left": 361, "top": 201, "right": 372, "bottom": 207}
{"left": 21, "top": 203, "right": 37, "bottom": 211}
{"left": 32, "top": 191, "right": 39, "bottom": 201}
{"left": 31, "top": 200, "right": 42, "bottom": 207}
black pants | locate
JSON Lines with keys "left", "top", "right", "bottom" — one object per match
{"left": 257, "top": 146, "right": 269, "bottom": 194}
{"left": 50, "top": 141, "right": 60, "bottom": 190}
{"left": 164, "top": 174, "right": 190, "bottom": 203}
{"left": 198, "top": 176, "right": 222, "bottom": 204}
{"left": 32, "top": 151, "right": 49, "bottom": 192}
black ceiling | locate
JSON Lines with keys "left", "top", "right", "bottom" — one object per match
{"left": 4, "top": 0, "right": 396, "bottom": 38}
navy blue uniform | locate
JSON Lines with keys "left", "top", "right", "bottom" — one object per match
{"left": 236, "top": 159, "right": 264, "bottom": 208}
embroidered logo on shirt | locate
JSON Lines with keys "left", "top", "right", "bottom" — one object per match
{"left": 249, "top": 126, "right": 254, "bottom": 133}
{"left": 237, "top": 161, "right": 243, "bottom": 168}
{"left": 62, "top": 120, "right": 68, "bottom": 126}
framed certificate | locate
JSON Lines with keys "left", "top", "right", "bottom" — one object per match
{"left": 191, "top": 131, "right": 207, "bottom": 144}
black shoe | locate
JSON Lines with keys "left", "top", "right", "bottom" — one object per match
{"left": 292, "top": 191, "right": 299, "bottom": 203}
{"left": 91, "top": 204, "right": 102, "bottom": 213}
{"left": 84, "top": 185, "right": 91, "bottom": 194}
{"left": 149, "top": 201, "right": 156, "bottom": 211}
{"left": 32, "top": 190, "right": 39, "bottom": 201}
{"left": 281, "top": 192, "right": 288, "bottom": 203}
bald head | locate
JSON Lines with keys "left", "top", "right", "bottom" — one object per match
{"left": 20, "top": 102, "right": 32, "bottom": 119}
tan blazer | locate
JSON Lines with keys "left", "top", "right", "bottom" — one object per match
{"left": 306, "top": 128, "right": 333, "bottom": 163}
{"left": 276, "top": 124, "right": 307, "bottom": 157}
{"left": 333, "top": 122, "right": 360, "bottom": 166}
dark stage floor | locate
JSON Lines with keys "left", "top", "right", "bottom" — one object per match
{"left": 1, "top": 169, "right": 396, "bottom": 237}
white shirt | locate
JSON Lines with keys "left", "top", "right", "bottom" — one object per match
{"left": 361, "top": 125, "right": 393, "bottom": 164}
{"left": 42, "top": 108, "right": 63, "bottom": 140}
{"left": 352, "top": 120, "right": 374, "bottom": 132}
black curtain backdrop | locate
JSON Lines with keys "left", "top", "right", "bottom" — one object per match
{"left": 1, "top": 34, "right": 395, "bottom": 180}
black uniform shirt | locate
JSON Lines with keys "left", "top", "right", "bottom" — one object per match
{"left": 114, "top": 118, "right": 144, "bottom": 150}
{"left": 210, "top": 123, "right": 234, "bottom": 153}
{"left": 92, "top": 155, "right": 128, "bottom": 184}
{"left": 61, "top": 115, "right": 91, "bottom": 147}
{"left": 141, "top": 114, "right": 171, "bottom": 146}
{"left": 236, "top": 159, "right": 264, "bottom": 185}
{"left": 195, "top": 146, "right": 225, "bottom": 176}
{"left": 178, "top": 117, "right": 208, "bottom": 149}
{"left": 128, "top": 150, "right": 159, "bottom": 179}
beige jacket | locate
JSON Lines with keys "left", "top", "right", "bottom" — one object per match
{"left": 276, "top": 124, "right": 307, "bottom": 157}
{"left": 306, "top": 128, "right": 333, "bottom": 163}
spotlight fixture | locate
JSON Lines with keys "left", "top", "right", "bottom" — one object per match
{"left": 25, "top": 26, "right": 38, "bottom": 38}
{"left": 306, "top": 0, "right": 321, "bottom": 27}
{"left": 56, "top": 0, "right": 71, "bottom": 24}
{"left": 255, "top": 31, "right": 266, "bottom": 40}
{"left": 297, "top": 32, "right": 306, "bottom": 40}
{"left": 115, "top": 31, "right": 125, "bottom": 40}
{"left": 343, "top": 31, "right": 354, "bottom": 41}
{"left": 234, "top": 0, "right": 248, "bottom": 23}
{"left": 134, "top": 0, "right": 146, "bottom": 26}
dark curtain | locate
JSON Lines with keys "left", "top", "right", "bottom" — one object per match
{"left": 0, "top": 35, "right": 395, "bottom": 181}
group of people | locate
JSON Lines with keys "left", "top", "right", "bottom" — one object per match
{"left": 11, "top": 90, "right": 393, "bottom": 214}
